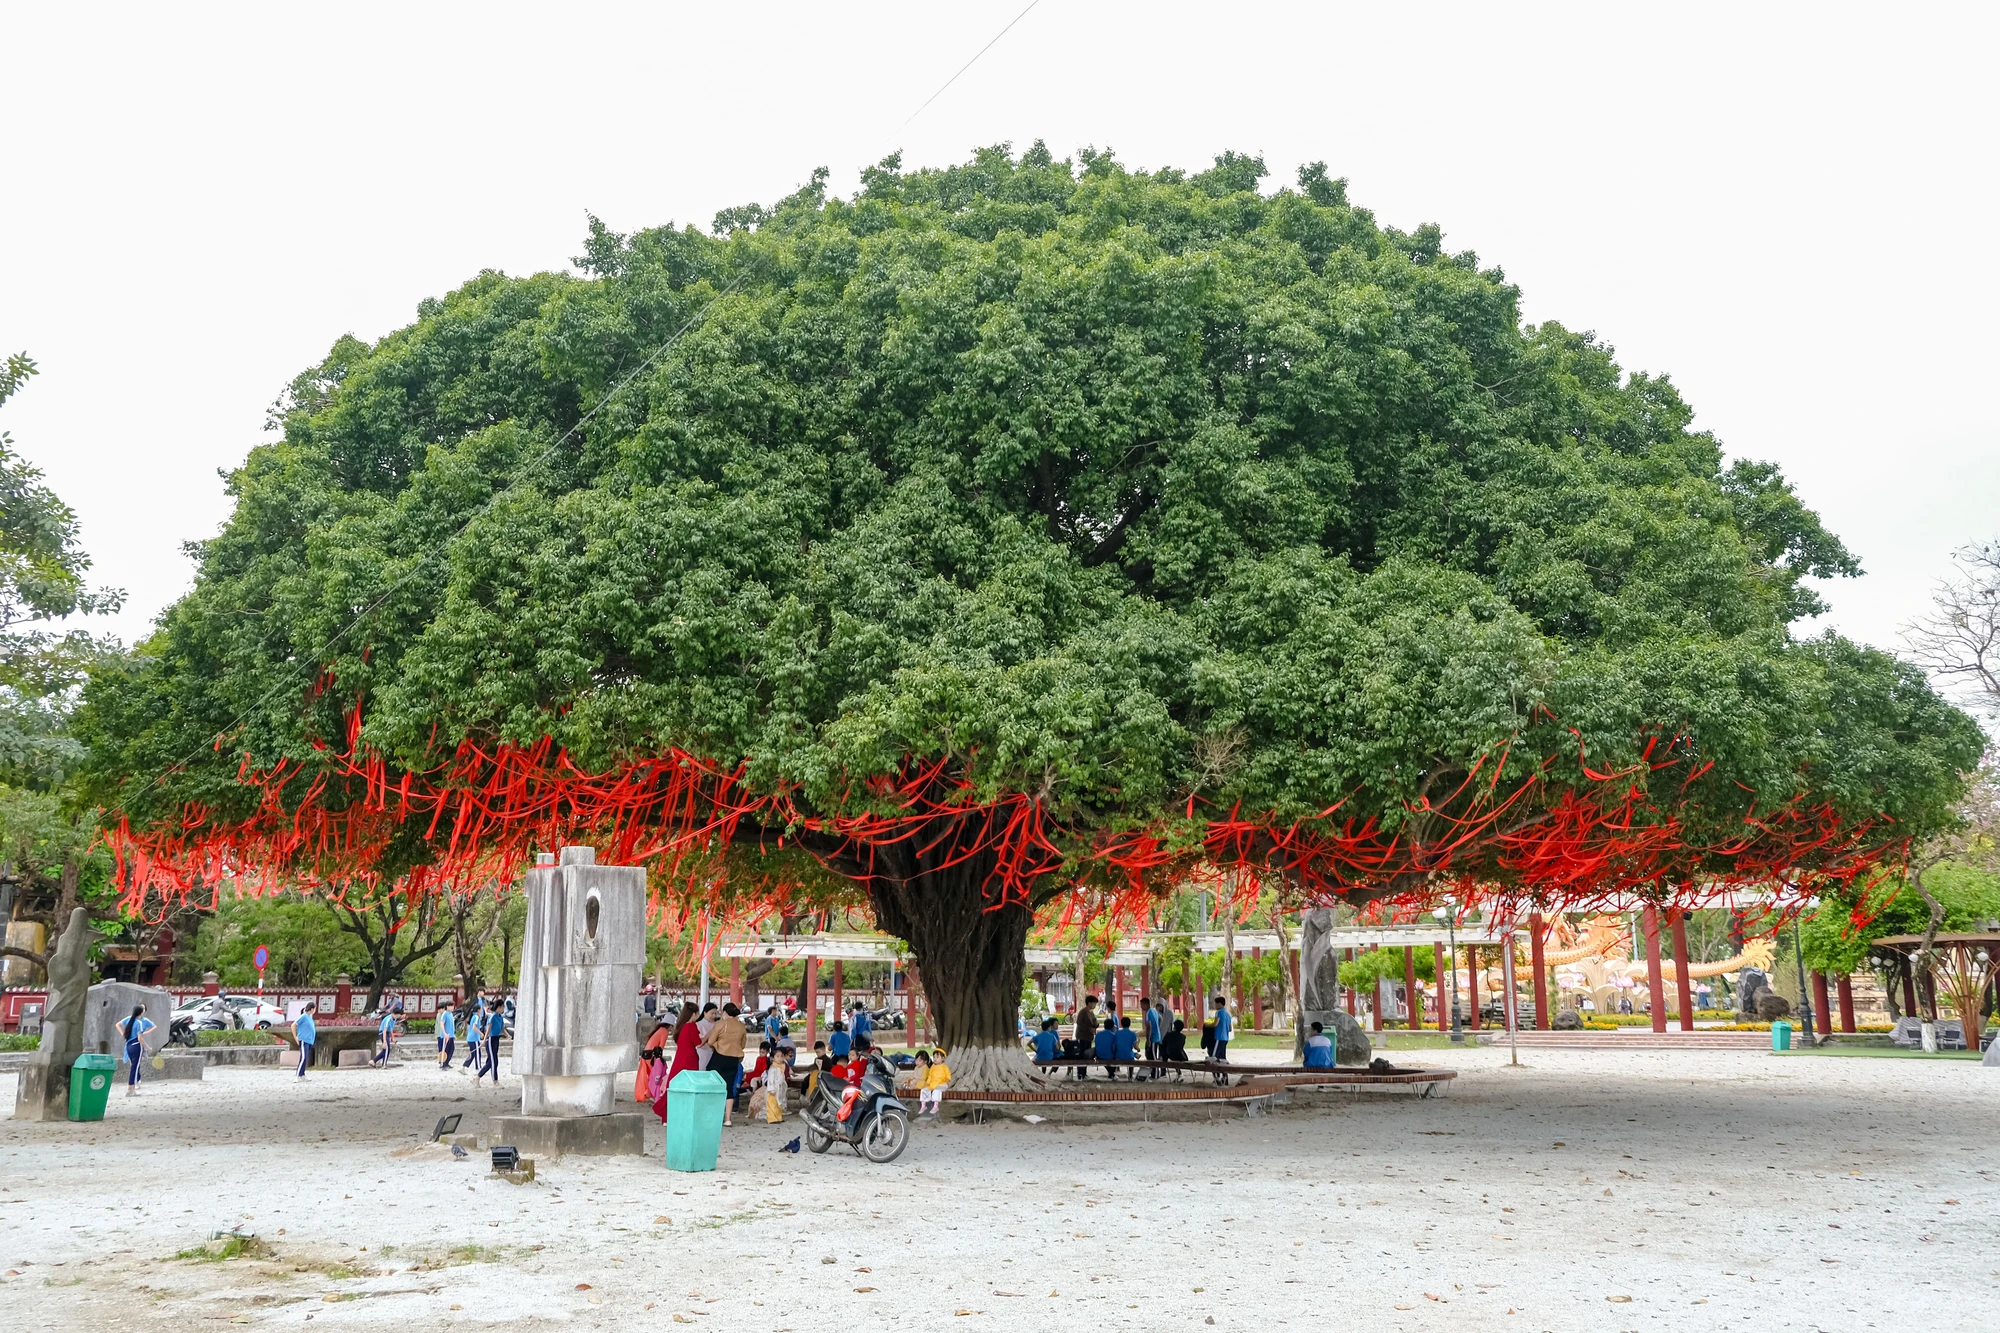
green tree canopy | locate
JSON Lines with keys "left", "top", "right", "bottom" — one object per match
{"left": 81, "top": 145, "right": 1982, "bottom": 1079}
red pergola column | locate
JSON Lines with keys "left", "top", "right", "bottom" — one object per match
{"left": 832, "top": 960, "right": 844, "bottom": 1026}
{"left": 1642, "top": 905, "right": 1667, "bottom": 1033}
{"left": 1901, "top": 967, "right": 1919, "bottom": 1020}
{"left": 804, "top": 956, "right": 820, "bottom": 1048}
{"left": 1812, "top": 971, "right": 1833, "bottom": 1037}
{"left": 905, "top": 964, "right": 918, "bottom": 1045}
{"left": 1403, "top": 946, "right": 1419, "bottom": 1030}
{"left": 1529, "top": 911, "right": 1549, "bottom": 1029}
{"left": 1465, "top": 946, "right": 1480, "bottom": 1030}
{"left": 1670, "top": 909, "right": 1695, "bottom": 1033}
{"left": 1370, "top": 948, "right": 1384, "bottom": 1032}
{"left": 1344, "top": 949, "right": 1358, "bottom": 1017}
{"left": 729, "top": 958, "right": 742, "bottom": 1007}
{"left": 1837, "top": 973, "right": 1856, "bottom": 1032}
{"left": 1433, "top": 941, "right": 1448, "bottom": 1033}
{"left": 1141, "top": 963, "right": 1151, "bottom": 1011}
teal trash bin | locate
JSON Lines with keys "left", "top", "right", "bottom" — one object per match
{"left": 1771, "top": 1020, "right": 1792, "bottom": 1052}
{"left": 69, "top": 1054, "right": 117, "bottom": 1121}
{"left": 664, "top": 1069, "right": 727, "bottom": 1172}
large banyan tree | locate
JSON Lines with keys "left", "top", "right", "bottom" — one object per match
{"left": 82, "top": 145, "right": 1981, "bottom": 1086}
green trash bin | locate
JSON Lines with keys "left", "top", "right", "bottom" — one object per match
{"left": 68, "top": 1054, "right": 116, "bottom": 1121}
{"left": 664, "top": 1069, "right": 726, "bottom": 1172}
{"left": 1771, "top": 1020, "right": 1792, "bottom": 1052}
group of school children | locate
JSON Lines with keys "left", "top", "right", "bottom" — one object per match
{"left": 429, "top": 996, "right": 508, "bottom": 1081}
{"left": 635, "top": 999, "right": 954, "bottom": 1124}
{"left": 1029, "top": 994, "right": 1241, "bottom": 1082}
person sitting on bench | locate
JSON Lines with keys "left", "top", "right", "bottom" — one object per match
{"left": 1303, "top": 1020, "right": 1335, "bottom": 1068}
{"left": 1032, "top": 1016, "right": 1061, "bottom": 1063}
{"left": 1159, "top": 1018, "right": 1189, "bottom": 1077}
{"left": 1093, "top": 1015, "right": 1120, "bottom": 1079}
{"left": 1113, "top": 1015, "right": 1139, "bottom": 1071}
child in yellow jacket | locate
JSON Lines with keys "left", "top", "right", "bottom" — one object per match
{"left": 917, "top": 1048, "right": 951, "bottom": 1116}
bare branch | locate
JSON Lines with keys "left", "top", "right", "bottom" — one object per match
{"left": 1904, "top": 540, "right": 2000, "bottom": 717}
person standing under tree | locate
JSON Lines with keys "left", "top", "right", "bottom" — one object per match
{"left": 120, "top": 1005, "right": 156, "bottom": 1096}
{"left": 436, "top": 1001, "right": 455, "bottom": 1069}
{"left": 1069, "top": 994, "right": 1100, "bottom": 1080}
{"left": 1210, "top": 996, "right": 1234, "bottom": 1084}
{"left": 705, "top": 1002, "right": 748, "bottom": 1127}
{"left": 462, "top": 1001, "right": 487, "bottom": 1074}
{"left": 654, "top": 1002, "right": 701, "bottom": 1123}
{"left": 482, "top": 998, "right": 505, "bottom": 1083}
{"left": 293, "top": 1005, "right": 316, "bottom": 1078}
{"left": 370, "top": 1004, "right": 397, "bottom": 1066}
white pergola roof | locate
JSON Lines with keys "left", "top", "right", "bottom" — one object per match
{"left": 714, "top": 935, "right": 1153, "bottom": 968}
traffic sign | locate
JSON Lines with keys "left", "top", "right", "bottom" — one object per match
{"left": 252, "top": 945, "right": 270, "bottom": 970}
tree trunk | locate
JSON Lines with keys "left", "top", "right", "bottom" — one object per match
{"left": 816, "top": 818, "right": 1049, "bottom": 1092}
{"left": 1271, "top": 902, "right": 1301, "bottom": 1060}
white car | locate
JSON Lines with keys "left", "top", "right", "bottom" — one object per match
{"left": 174, "top": 995, "right": 288, "bottom": 1030}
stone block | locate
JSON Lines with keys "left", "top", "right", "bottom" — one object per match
{"left": 118, "top": 1052, "right": 205, "bottom": 1081}
{"left": 487, "top": 1111, "right": 650, "bottom": 1158}
{"left": 199, "top": 1045, "right": 282, "bottom": 1067}
{"left": 336, "top": 1048, "right": 376, "bottom": 1068}
{"left": 12, "top": 1060, "right": 69, "bottom": 1122}
{"left": 309, "top": 1028, "right": 383, "bottom": 1066}
{"left": 84, "top": 982, "right": 173, "bottom": 1057}
{"left": 1328, "top": 1010, "right": 1373, "bottom": 1065}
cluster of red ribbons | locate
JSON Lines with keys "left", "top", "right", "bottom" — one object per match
{"left": 106, "top": 703, "right": 1901, "bottom": 936}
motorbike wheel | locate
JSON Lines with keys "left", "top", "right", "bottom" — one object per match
{"left": 859, "top": 1107, "right": 910, "bottom": 1164}
{"left": 804, "top": 1118, "right": 833, "bottom": 1155}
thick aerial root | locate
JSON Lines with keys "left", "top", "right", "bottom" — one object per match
{"left": 938, "top": 1041, "right": 1048, "bottom": 1093}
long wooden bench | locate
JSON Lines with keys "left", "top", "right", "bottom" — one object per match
{"left": 920, "top": 1064, "right": 1456, "bottom": 1121}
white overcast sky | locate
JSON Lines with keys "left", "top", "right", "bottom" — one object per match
{"left": 3, "top": 3, "right": 1996, "bottom": 674}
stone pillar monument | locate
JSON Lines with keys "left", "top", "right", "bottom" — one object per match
{"left": 13, "top": 908, "right": 101, "bottom": 1122}
{"left": 488, "top": 846, "right": 648, "bottom": 1156}
{"left": 1297, "top": 908, "right": 1372, "bottom": 1066}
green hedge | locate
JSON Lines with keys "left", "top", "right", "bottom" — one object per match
{"left": 193, "top": 1029, "right": 285, "bottom": 1048}
{"left": 0, "top": 1033, "right": 39, "bottom": 1052}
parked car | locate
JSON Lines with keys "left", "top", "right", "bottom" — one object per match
{"left": 173, "top": 995, "right": 287, "bottom": 1031}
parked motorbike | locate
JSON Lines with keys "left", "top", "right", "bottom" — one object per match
{"left": 802, "top": 1050, "right": 911, "bottom": 1163}
{"left": 866, "top": 1006, "right": 907, "bottom": 1031}
{"left": 170, "top": 1007, "right": 232, "bottom": 1048}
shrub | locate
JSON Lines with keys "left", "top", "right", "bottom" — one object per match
{"left": 0, "top": 1033, "right": 40, "bottom": 1052}
{"left": 193, "top": 1029, "right": 284, "bottom": 1047}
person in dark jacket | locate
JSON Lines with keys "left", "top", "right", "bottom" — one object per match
{"left": 1160, "top": 1018, "right": 1189, "bottom": 1077}
{"left": 1069, "top": 996, "right": 1100, "bottom": 1080}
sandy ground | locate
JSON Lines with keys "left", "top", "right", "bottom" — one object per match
{"left": 1, "top": 1045, "right": 1994, "bottom": 1332}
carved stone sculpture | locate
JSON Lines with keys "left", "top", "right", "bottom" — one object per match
{"left": 1735, "top": 966, "right": 1774, "bottom": 1023}
{"left": 1297, "top": 909, "right": 1371, "bottom": 1064}
{"left": 1298, "top": 909, "right": 1343, "bottom": 1015}
{"left": 511, "top": 846, "right": 644, "bottom": 1117}
{"left": 1754, "top": 990, "right": 1793, "bottom": 1021}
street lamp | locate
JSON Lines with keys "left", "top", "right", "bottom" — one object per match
{"left": 1433, "top": 898, "right": 1463, "bottom": 1043}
